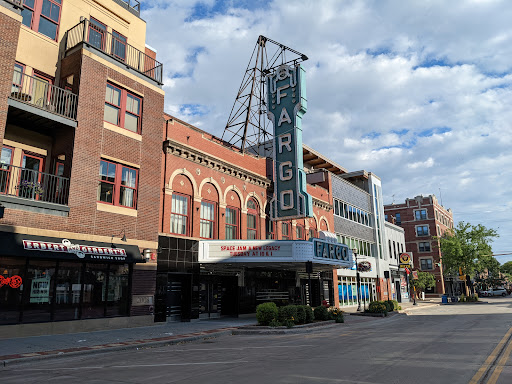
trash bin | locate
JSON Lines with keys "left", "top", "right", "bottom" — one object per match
{"left": 442, "top": 295, "right": 448, "bottom": 304}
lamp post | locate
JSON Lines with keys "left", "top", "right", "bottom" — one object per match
{"left": 353, "top": 248, "right": 362, "bottom": 312}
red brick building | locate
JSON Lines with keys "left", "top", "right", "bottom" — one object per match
{"left": 156, "top": 115, "right": 338, "bottom": 321}
{"left": 0, "top": 0, "right": 163, "bottom": 336}
{"left": 384, "top": 195, "right": 454, "bottom": 296}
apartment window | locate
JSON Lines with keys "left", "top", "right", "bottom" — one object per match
{"left": 416, "top": 225, "right": 429, "bottom": 236}
{"left": 225, "top": 206, "right": 239, "bottom": 240}
{"left": 393, "top": 241, "right": 397, "bottom": 259}
{"left": 247, "top": 199, "right": 259, "bottom": 240}
{"left": 420, "top": 259, "right": 433, "bottom": 270}
{"left": 200, "top": 201, "right": 216, "bottom": 239}
{"left": 415, "top": 209, "right": 427, "bottom": 220}
{"left": 104, "top": 83, "right": 142, "bottom": 133}
{"left": 0, "top": 146, "right": 13, "bottom": 194}
{"left": 296, "top": 224, "right": 305, "bottom": 240}
{"left": 170, "top": 193, "right": 189, "bottom": 236}
{"left": 388, "top": 240, "right": 392, "bottom": 260}
{"left": 112, "top": 30, "right": 127, "bottom": 61}
{"left": 89, "top": 18, "right": 107, "bottom": 50}
{"left": 282, "top": 222, "right": 291, "bottom": 240}
{"left": 21, "top": 0, "right": 61, "bottom": 41}
{"left": 98, "top": 160, "right": 138, "bottom": 208}
{"left": 395, "top": 213, "right": 401, "bottom": 225}
{"left": 419, "top": 242, "right": 431, "bottom": 252}
{"left": 12, "top": 63, "right": 25, "bottom": 94}
{"left": 309, "top": 228, "right": 317, "bottom": 239}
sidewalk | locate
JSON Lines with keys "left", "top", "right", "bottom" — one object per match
{"left": 0, "top": 317, "right": 257, "bottom": 366}
{"left": 341, "top": 297, "right": 441, "bottom": 314}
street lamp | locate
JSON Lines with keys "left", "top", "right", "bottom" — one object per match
{"left": 353, "top": 248, "right": 362, "bottom": 312}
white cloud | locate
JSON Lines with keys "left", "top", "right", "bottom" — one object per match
{"left": 142, "top": 0, "right": 512, "bottom": 262}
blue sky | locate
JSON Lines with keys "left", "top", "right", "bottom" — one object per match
{"left": 141, "top": 0, "right": 512, "bottom": 263}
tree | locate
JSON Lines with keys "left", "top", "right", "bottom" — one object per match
{"left": 437, "top": 222, "right": 498, "bottom": 276}
{"left": 500, "top": 261, "right": 512, "bottom": 276}
{"left": 410, "top": 272, "right": 436, "bottom": 298}
{"left": 437, "top": 222, "right": 499, "bottom": 294}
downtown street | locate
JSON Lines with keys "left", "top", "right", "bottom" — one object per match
{"left": 2, "top": 297, "right": 512, "bottom": 384}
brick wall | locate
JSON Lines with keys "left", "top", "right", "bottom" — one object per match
{"left": 0, "top": 9, "right": 21, "bottom": 147}
{"left": 0, "top": 50, "right": 164, "bottom": 245}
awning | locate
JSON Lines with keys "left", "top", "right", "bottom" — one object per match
{"left": 0, "top": 232, "right": 144, "bottom": 263}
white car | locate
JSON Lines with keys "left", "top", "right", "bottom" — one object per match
{"left": 480, "top": 288, "right": 508, "bottom": 297}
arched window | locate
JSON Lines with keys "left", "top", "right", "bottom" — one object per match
{"left": 247, "top": 198, "right": 259, "bottom": 239}
{"left": 308, "top": 218, "right": 318, "bottom": 239}
{"left": 170, "top": 174, "right": 193, "bottom": 236}
{"left": 225, "top": 190, "right": 241, "bottom": 240}
{"left": 200, "top": 182, "right": 219, "bottom": 239}
{"left": 296, "top": 221, "right": 305, "bottom": 240}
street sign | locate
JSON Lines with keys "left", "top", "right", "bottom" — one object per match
{"left": 412, "top": 270, "right": 418, "bottom": 280}
{"left": 399, "top": 253, "right": 412, "bottom": 265}
{"left": 399, "top": 263, "right": 411, "bottom": 269}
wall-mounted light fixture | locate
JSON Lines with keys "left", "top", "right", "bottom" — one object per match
{"left": 143, "top": 249, "right": 152, "bottom": 262}
{"left": 111, "top": 229, "right": 127, "bottom": 245}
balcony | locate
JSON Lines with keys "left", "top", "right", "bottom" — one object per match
{"left": 9, "top": 69, "right": 78, "bottom": 121}
{"left": 0, "top": 164, "right": 69, "bottom": 205}
{"left": 65, "top": 19, "right": 163, "bottom": 84}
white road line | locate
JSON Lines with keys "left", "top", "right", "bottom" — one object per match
{"left": 148, "top": 344, "right": 315, "bottom": 352}
{"left": 18, "top": 360, "right": 249, "bottom": 371}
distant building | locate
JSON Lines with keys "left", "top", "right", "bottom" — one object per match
{"left": 384, "top": 195, "right": 454, "bottom": 296}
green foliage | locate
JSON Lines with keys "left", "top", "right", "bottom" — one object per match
{"left": 384, "top": 300, "right": 394, "bottom": 312}
{"left": 278, "top": 305, "right": 297, "bottom": 324}
{"left": 410, "top": 272, "right": 436, "bottom": 293}
{"left": 436, "top": 222, "right": 499, "bottom": 277}
{"left": 304, "top": 306, "right": 314, "bottom": 323}
{"left": 284, "top": 319, "right": 295, "bottom": 328}
{"left": 500, "top": 261, "right": 512, "bottom": 276}
{"left": 328, "top": 307, "right": 344, "bottom": 323}
{"left": 269, "top": 318, "right": 281, "bottom": 327}
{"left": 295, "top": 306, "right": 307, "bottom": 324}
{"left": 314, "top": 305, "right": 330, "bottom": 321}
{"left": 368, "top": 301, "right": 387, "bottom": 314}
{"left": 256, "top": 302, "right": 278, "bottom": 326}
{"left": 391, "top": 300, "right": 400, "bottom": 310}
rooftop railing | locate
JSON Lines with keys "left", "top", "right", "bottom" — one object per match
{"left": 0, "top": 164, "right": 70, "bottom": 206}
{"left": 116, "top": 0, "right": 140, "bottom": 13}
{"left": 65, "top": 19, "right": 163, "bottom": 84}
{"left": 9, "top": 69, "right": 78, "bottom": 120}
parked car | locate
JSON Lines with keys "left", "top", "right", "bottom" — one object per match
{"left": 480, "top": 288, "right": 508, "bottom": 297}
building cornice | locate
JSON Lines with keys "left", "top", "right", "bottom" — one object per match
{"left": 312, "top": 197, "right": 332, "bottom": 211}
{"left": 164, "top": 139, "right": 271, "bottom": 188}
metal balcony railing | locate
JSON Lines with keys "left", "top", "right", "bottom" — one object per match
{"left": 65, "top": 19, "right": 163, "bottom": 84}
{"left": 10, "top": 69, "right": 78, "bottom": 120}
{"left": 0, "top": 164, "right": 70, "bottom": 206}
{"left": 117, "top": 0, "right": 140, "bottom": 13}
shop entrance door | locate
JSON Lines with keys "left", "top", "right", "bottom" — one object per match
{"left": 395, "top": 281, "right": 401, "bottom": 302}
{"left": 166, "top": 280, "right": 182, "bottom": 322}
{"left": 199, "top": 281, "right": 222, "bottom": 319}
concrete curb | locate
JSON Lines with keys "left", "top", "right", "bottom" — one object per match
{"left": 233, "top": 320, "right": 340, "bottom": 335}
{"left": 398, "top": 303, "right": 440, "bottom": 313}
{"left": 0, "top": 329, "right": 235, "bottom": 368}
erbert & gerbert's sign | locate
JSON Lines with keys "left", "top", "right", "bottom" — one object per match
{"left": 23, "top": 239, "right": 128, "bottom": 261}
{"left": 267, "top": 64, "right": 313, "bottom": 220}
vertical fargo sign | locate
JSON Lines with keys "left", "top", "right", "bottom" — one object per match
{"left": 267, "top": 64, "right": 313, "bottom": 220}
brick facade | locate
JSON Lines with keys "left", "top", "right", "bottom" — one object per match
{"left": 384, "top": 195, "right": 454, "bottom": 295}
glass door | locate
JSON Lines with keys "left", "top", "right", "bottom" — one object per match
{"left": 19, "top": 152, "right": 44, "bottom": 200}
{"left": 32, "top": 73, "right": 52, "bottom": 109}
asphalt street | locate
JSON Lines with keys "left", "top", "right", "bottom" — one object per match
{"left": 2, "top": 297, "right": 512, "bottom": 384}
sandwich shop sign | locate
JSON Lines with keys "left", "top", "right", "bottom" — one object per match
{"left": 267, "top": 64, "right": 313, "bottom": 220}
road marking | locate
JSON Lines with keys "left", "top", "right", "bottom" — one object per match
{"left": 468, "top": 325, "right": 512, "bottom": 384}
{"left": 486, "top": 334, "right": 512, "bottom": 384}
{"left": 19, "top": 360, "right": 249, "bottom": 371}
{"left": 148, "top": 344, "right": 314, "bottom": 352}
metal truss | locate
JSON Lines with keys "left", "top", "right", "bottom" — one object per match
{"left": 222, "top": 35, "right": 308, "bottom": 155}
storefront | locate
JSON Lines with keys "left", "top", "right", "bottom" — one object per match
{"left": 155, "top": 236, "right": 352, "bottom": 322}
{"left": 338, "top": 275, "right": 377, "bottom": 307}
{"left": 0, "top": 232, "right": 144, "bottom": 326}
